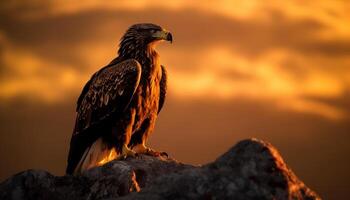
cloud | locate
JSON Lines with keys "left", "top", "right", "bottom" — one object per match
{"left": 167, "top": 47, "right": 348, "bottom": 120}
{"left": 1, "top": 5, "right": 349, "bottom": 120}
{"left": 0, "top": 33, "right": 87, "bottom": 103}
{"left": 2, "top": 4, "right": 350, "bottom": 57}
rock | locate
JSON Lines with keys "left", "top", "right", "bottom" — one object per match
{"left": 0, "top": 139, "right": 321, "bottom": 200}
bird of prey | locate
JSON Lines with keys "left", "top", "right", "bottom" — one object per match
{"left": 66, "top": 23, "right": 172, "bottom": 175}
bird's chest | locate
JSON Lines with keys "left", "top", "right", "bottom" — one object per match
{"left": 133, "top": 64, "right": 162, "bottom": 126}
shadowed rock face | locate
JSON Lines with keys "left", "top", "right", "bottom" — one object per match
{"left": 0, "top": 139, "right": 321, "bottom": 200}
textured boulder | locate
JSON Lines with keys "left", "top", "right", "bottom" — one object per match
{"left": 0, "top": 139, "right": 321, "bottom": 200}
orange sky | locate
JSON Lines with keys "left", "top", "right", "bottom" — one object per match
{"left": 1, "top": 0, "right": 350, "bottom": 120}
{"left": 0, "top": 1, "right": 350, "bottom": 199}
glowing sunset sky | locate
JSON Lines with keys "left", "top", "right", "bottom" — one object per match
{"left": 0, "top": 1, "right": 349, "bottom": 199}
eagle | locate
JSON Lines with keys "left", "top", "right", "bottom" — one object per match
{"left": 66, "top": 23, "right": 173, "bottom": 175}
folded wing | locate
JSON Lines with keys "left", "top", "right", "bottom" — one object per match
{"left": 66, "top": 59, "right": 142, "bottom": 174}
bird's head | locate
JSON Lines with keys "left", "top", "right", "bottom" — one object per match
{"left": 119, "top": 23, "right": 172, "bottom": 56}
{"left": 126, "top": 23, "right": 172, "bottom": 44}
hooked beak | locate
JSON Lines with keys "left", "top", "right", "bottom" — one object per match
{"left": 152, "top": 30, "right": 173, "bottom": 43}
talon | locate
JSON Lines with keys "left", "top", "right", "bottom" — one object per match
{"left": 149, "top": 150, "right": 160, "bottom": 157}
{"left": 117, "top": 144, "right": 136, "bottom": 160}
{"left": 132, "top": 144, "right": 167, "bottom": 157}
{"left": 160, "top": 152, "right": 168, "bottom": 157}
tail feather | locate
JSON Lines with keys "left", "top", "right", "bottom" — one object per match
{"left": 67, "top": 137, "right": 118, "bottom": 174}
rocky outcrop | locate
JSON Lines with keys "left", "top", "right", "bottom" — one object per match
{"left": 0, "top": 139, "right": 321, "bottom": 200}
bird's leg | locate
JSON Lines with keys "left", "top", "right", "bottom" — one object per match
{"left": 112, "top": 109, "right": 137, "bottom": 159}
{"left": 119, "top": 144, "right": 137, "bottom": 159}
{"left": 129, "top": 118, "right": 168, "bottom": 157}
{"left": 132, "top": 143, "right": 150, "bottom": 154}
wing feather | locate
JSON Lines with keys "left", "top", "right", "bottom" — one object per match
{"left": 73, "top": 59, "right": 141, "bottom": 135}
{"left": 66, "top": 59, "right": 141, "bottom": 174}
{"left": 158, "top": 65, "right": 167, "bottom": 114}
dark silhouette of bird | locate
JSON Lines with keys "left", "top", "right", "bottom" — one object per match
{"left": 66, "top": 23, "right": 172, "bottom": 174}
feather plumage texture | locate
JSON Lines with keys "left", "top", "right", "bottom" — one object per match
{"left": 66, "top": 23, "right": 170, "bottom": 174}
{"left": 66, "top": 59, "right": 142, "bottom": 174}
{"left": 74, "top": 59, "right": 141, "bottom": 135}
